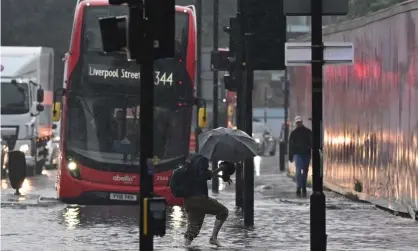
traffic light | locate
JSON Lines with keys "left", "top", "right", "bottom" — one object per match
{"left": 223, "top": 16, "right": 243, "bottom": 91}
{"left": 208, "top": 16, "right": 243, "bottom": 92}
{"left": 210, "top": 48, "right": 238, "bottom": 91}
{"left": 240, "top": 0, "right": 286, "bottom": 70}
{"left": 210, "top": 48, "right": 230, "bottom": 71}
{"left": 99, "top": 16, "right": 127, "bottom": 53}
{"left": 99, "top": 0, "right": 174, "bottom": 61}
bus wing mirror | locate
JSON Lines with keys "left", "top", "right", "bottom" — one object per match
{"left": 52, "top": 102, "right": 62, "bottom": 122}
{"left": 198, "top": 108, "right": 208, "bottom": 128}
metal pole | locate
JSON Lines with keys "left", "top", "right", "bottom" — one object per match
{"left": 243, "top": 33, "right": 254, "bottom": 228}
{"left": 137, "top": 5, "right": 154, "bottom": 250}
{"left": 284, "top": 70, "right": 289, "bottom": 152}
{"left": 235, "top": 70, "right": 244, "bottom": 208}
{"left": 235, "top": 162, "right": 243, "bottom": 208}
{"left": 195, "top": 0, "right": 202, "bottom": 152}
{"left": 280, "top": 71, "right": 290, "bottom": 172}
{"left": 211, "top": 0, "right": 220, "bottom": 193}
{"left": 264, "top": 87, "right": 268, "bottom": 123}
{"left": 235, "top": 1, "right": 244, "bottom": 208}
{"left": 310, "top": 0, "right": 327, "bottom": 250}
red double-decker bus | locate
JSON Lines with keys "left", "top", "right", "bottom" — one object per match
{"left": 53, "top": 0, "right": 200, "bottom": 205}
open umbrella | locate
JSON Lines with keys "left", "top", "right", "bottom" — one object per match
{"left": 198, "top": 127, "right": 259, "bottom": 161}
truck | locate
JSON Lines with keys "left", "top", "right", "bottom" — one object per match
{"left": 0, "top": 46, "right": 54, "bottom": 176}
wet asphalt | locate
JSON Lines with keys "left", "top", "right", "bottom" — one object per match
{"left": 1, "top": 152, "right": 418, "bottom": 251}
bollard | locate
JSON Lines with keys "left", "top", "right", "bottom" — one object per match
{"left": 279, "top": 141, "right": 285, "bottom": 171}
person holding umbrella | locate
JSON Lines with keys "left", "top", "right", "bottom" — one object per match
{"left": 182, "top": 155, "right": 234, "bottom": 247}
{"left": 181, "top": 127, "right": 258, "bottom": 246}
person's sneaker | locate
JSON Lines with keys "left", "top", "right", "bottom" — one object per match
{"left": 209, "top": 237, "right": 222, "bottom": 247}
{"left": 296, "top": 188, "right": 301, "bottom": 197}
{"left": 184, "top": 238, "right": 192, "bottom": 246}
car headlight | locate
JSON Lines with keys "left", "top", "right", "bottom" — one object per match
{"left": 53, "top": 136, "right": 60, "bottom": 141}
{"left": 19, "top": 144, "right": 30, "bottom": 153}
{"left": 255, "top": 138, "right": 260, "bottom": 143}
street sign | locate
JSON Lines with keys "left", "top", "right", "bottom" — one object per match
{"left": 283, "top": 0, "right": 348, "bottom": 16}
{"left": 285, "top": 42, "right": 354, "bottom": 66}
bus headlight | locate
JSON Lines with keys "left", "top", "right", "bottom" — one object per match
{"left": 68, "top": 161, "right": 77, "bottom": 171}
{"left": 67, "top": 160, "right": 80, "bottom": 179}
{"left": 19, "top": 144, "right": 30, "bottom": 154}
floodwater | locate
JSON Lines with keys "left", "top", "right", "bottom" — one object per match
{"left": 1, "top": 155, "right": 417, "bottom": 251}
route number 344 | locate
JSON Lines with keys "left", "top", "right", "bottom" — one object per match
{"left": 154, "top": 71, "right": 174, "bottom": 86}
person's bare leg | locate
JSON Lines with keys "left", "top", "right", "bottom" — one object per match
{"left": 205, "top": 198, "right": 229, "bottom": 246}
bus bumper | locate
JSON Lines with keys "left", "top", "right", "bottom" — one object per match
{"left": 58, "top": 174, "right": 183, "bottom": 206}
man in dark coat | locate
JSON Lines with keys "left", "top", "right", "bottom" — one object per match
{"left": 289, "top": 116, "right": 312, "bottom": 197}
{"left": 183, "top": 155, "right": 230, "bottom": 247}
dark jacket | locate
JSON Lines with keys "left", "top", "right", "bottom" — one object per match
{"left": 187, "top": 155, "right": 212, "bottom": 197}
{"left": 289, "top": 125, "right": 312, "bottom": 159}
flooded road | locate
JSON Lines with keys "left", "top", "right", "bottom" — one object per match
{"left": 1, "top": 155, "right": 418, "bottom": 251}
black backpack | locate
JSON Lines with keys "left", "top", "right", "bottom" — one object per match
{"left": 169, "top": 156, "right": 200, "bottom": 198}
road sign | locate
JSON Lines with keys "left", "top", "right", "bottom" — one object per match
{"left": 283, "top": 0, "right": 348, "bottom": 16}
{"left": 284, "top": 42, "right": 354, "bottom": 66}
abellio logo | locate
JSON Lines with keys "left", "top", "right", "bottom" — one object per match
{"left": 113, "top": 175, "right": 135, "bottom": 183}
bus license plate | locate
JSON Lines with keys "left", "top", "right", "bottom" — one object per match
{"left": 109, "top": 193, "right": 137, "bottom": 201}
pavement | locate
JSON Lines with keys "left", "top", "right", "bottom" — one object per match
{"left": 1, "top": 154, "right": 418, "bottom": 250}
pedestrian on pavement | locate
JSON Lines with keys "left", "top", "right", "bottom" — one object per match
{"left": 288, "top": 116, "right": 312, "bottom": 197}
{"left": 182, "top": 154, "right": 231, "bottom": 247}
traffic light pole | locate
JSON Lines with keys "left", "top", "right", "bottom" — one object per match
{"left": 234, "top": 9, "right": 244, "bottom": 209}
{"left": 243, "top": 33, "right": 254, "bottom": 228}
{"left": 310, "top": 0, "right": 327, "bottom": 250}
{"left": 283, "top": 70, "right": 289, "bottom": 150}
{"left": 211, "top": 0, "right": 220, "bottom": 193}
{"left": 235, "top": 70, "right": 244, "bottom": 208}
{"left": 135, "top": 5, "right": 154, "bottom": 251}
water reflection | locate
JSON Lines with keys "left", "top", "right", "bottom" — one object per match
{"left": 1, "top": 178, "right": 32, "bottom": 194}
{"left": 60, "top": 205, "right": 189, "bottom": 230}
{"left": 63, "top": 206, "right": 81, "bottom": 230}
{"left": 20, "top": 179, "right": 31, "bottom": 194}
{"left": 169, "top": 206, "right": 185, "bottom": 230}
{"left": 2, "top": 179, "right": 8, "bottom": 189}
{"left": 254, "top": 156, "right": 261, "bottom": 176}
